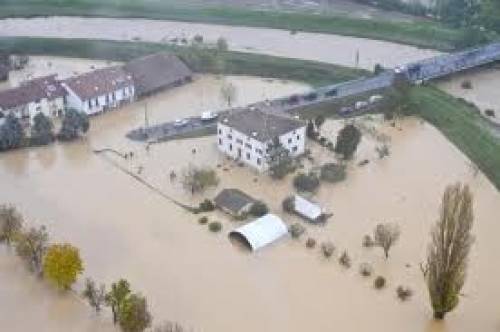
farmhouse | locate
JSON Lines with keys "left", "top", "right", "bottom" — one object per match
{"left": 0, "top": 75, "right": 66, "bottom": 123}
{"left": 217, "top": 109, "right": 306, "bottom": 171}
{"left": 124, "top": 52, "right": 192, "bottom": 97}
{"left": 214, "top": 188, "right": 257, "bottom": 217}
{"left": 62, "top": 66, "right": 134, "bottom": 115}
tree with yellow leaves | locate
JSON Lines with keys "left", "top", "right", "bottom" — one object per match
{"left": 43, "top": 243, "right": 84, "bottom": 290}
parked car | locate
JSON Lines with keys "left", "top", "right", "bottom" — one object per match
{"left": 338, "top": 106, "right": 353, "bottom": 116}
{"left": 303, "top": 92, "right": 318, "bottom": 101}
{"left": 325, "top": 88, "right": 338, "bottom": 97}
{"left": 369, "top": 95, "right": 383, "bottom": 104}
{"left": 201, "top": 111, "right": 218, "bottom": 121}
{"left": 288, "top": 94, "right": 300, "bottom": 105}
{"left": 354, "top": 101, "right": 369, "bottom": 110}
{"left": 174, "top": 118, "right": 189, "bottom": 127}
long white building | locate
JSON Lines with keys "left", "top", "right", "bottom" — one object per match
{"left": 62, "top": 66, "right": 135, "bottom": 115}
{"left": 217, "top": 109, "right": 306, "bottom": 172}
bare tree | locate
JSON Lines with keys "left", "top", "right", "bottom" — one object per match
{"left": 220, "top": 82, "right": 237, "bottom": 107}
{"left": 423, "top": 183, "right": 474, "bottom": 320}
{"left": 0, "top": 204, "right": 23, "bottom": 246}
{"left": 14, "top": 225, "right": 49, "bottom": 275}
{"left": 373, "top": 223, "right": 400, "bottom": 259}
{"left": 181, "top": 166, "right": 219, "bottom": 195}
{"left": 154, "top": 321, "right": 185, "bottom": 332}
{"left": 82, "top": 278, "right": 107, "bottom": 314}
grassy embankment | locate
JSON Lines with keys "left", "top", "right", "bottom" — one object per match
{"left": 0, "top": 37, "right": 367, "bottom": 87}
{"left": 409, "top": 86, "right": 500, "bottom": 190}
{"left": 0, "top": 0, "right": 460, "bottom": 51}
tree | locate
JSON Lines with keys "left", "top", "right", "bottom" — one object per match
{"left": 306, "top": 120, "right": 318, "bottom": 139}
{"left": 0, "top": 113, "right": 25, "bottom": 151}
{"left": 293, "top": 172, "right": 320, "bottom": 193}
{"left": 423, "top": 183, "right": 474, "bottom": 320}
{"left": 31, "top": 112, "right": 54, "bottom": 145}
{"left": 105, "top": 279, "right": 131, "bottom": 324}
{"left": 249, "top": 201, "right": 269, "bottom": 217}
{"left": 481, "top": 0, "right": 500, "bottom": 33}
{"left": 216, "top": 37, "right": 229, "bottom": 52}
{"left": 373, "top": 223, "right": 400, "bottom": 259}
{"left": 154, "top": 322, "right": 185, "bottom": 332}
{"left": 314, "top": 115, "right": 325, "bottom": 130}
{"left": 220, "top": 82, "right": 237, "bottom": 107}
{"left": 334, "top": 124, "right": 361, "bottom": 160}
{"left": 267, "top": 137, "right": 294, "bottom": 179}
{"left": 82, "top": 278, "right": 106, "bottom": 314}
{"left": 181, "top": 166, "right": 219, "bottom": 195}
{"left": 0, "top": 204, "right": 23, "bottom": 246}
{"left": 118, "top": 293, "right": 152, "bottom": 332}
{"left": 43, "top": 243, "right": 84, "bottom": 290}
{"left": 15, "top": 225, "right": 48, "bottom": 275}
{"left": 282, "top": 196, "right": 295, "bottom": 213}
{"left": 320, "top": 163, "right": 347, "bottom": 183}
{"left": 58, "top": 109, "right": 89, "bottom": 141}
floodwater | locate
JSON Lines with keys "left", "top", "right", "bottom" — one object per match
{"left": 1, "top": 57, "right": 499, "bottom": 332}
{"left": 0, "top": 16, "right": 441, "bottom": 70}
{"left": 437, "top": 67, "right": 500, "bottom": 127}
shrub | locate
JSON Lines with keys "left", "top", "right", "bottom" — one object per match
{"left": 282, "top": 196, "right": 295, "bottom": 213}
{"left": 320, "top": 163, "right": 347, "bottom": 183}
{"left": 293, "top": 172, "right": 320, "bottom": 193}
{"left": 319, "top": 136, "right": 327, "bottom": 146}
{"left": 376, "top": 144, "right": 390, "bottom": 159}
{"left": 321, "top": 241, "right": 335, "bottom": 258}
{"left": 359, "top": 263, "right": 373, "bottom": 277}
{"left": 198, "top": 216, "right": 208, "bottom": 224}
{"left": 306, "top": 238, "right": 316, "bottom": 249}
{"left": 362, "top": 235, "right": 375, "bottom": 248}
{"left": 334, "top": 124, "right": 362, "bottom": 160}
{"left": 249, "top": 201, "right": 269, "bottom": 217}
{"left": 198, "top": 199, "right": 215, "bottom": 212}
{"left": 208, "top": 222, "right": 222, "bottom": 232}
{"left": 396, "top": 286, "right": 413, "bottom": 301}
{"left": 289, "top": 223, "right": 305, "bottom": 239}
{"left": 461, "top": 80, "right": 472, "bottom": 89}
{"left": 485, "top": 109, "right": 496, "bottom": 117}
{"left": 182, "top": 166, "right": 219, "bottom": 194}
{"left": 374, "top": 276, "right": 386, "bottom": 289}
{"left": 339, "top": 250, "right": 351, "bottom": 268}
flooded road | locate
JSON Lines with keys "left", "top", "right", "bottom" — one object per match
{"left": 0, "top": 16, "right": 441, "bottom": 70}
{"left": 0, "top": 56, "right": 499, "bottom": 331}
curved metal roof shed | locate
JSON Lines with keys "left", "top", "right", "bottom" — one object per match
{"left": 229, "top": 214, "right": 288, "bottom": 251}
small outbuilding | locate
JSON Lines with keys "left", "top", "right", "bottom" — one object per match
{"left": 293, "top": 195, "right": 323, "bottom": 221}
{"left": 229, "top": 214, "right": 288, "bottom": 251}
{"left": 214, "top": 188, "right": 256, "bottom": 217}
{"left": 124, "top": 52, "right": 192, "bottom": 97}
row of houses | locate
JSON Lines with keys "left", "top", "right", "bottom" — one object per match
{"left": 0, "top": 53, "right": 193, "bottom": 123}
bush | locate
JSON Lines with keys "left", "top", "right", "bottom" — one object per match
{"left": 58, "top": 109, "right": 89, "bottom": 141}
{"left": 461, "top": 80, "right": 472, "bottom": 89}
{"left": 282, "top": 196, "right": 295, "bottom": 213}
{"left": 359, "top": 263, "right": 373, "bottom": 277}
{"left": 289, "top": 223, "right": 305, "bottom": 239}
{"left": 334, "top": 124, "right": 362, "bottom": 160}
{"left": 321, "top": 241, "right": 335, "bottom": 258}
{"left": 293, "top": 172, "right": 320, "bottom": 193}
{"left": 376, "top": 144, "right": 390, "bottom": 159}
{"left": 182, "top": 166, "right": 219, "bottom": 194}
{"left": 396, "top": 286, "right": 413, "bottom": 301}
{"left": 198, "top": 216, "right": 208, "bottom": 224}
{"left": 306, "top": 237, "right": 316, "bottom": 249}
{"left": 362, "top": 235, "right": 375, "bottom": 248}
{"left": 198, "top": 199, "right": 215, "bottom": 212}
{"left": 374, "top": 276, "right": 386, "bottom": 289}
{"left": 339, "top": 250, "right": 351, "bottom": 268}
{"left": 320, "top": 163, "right": 347, "bottom": 183}
{"left": 249, "top": 201, "right": 269, "bottom": 217}
{"left": 208, "top": 221, "right": 222, "bottom": 232}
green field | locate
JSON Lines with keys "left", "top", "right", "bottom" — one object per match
{"left": 0, "top": 0, "right": 461, "bottom": 51}
{"left": 0, "top": 37, "right": 368, "bottom": 86}
{"left": 409, "top": 86, "right": 500, "bottom": 190}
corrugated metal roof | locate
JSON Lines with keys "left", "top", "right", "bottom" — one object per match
{"left": 230, "top": 214, "right": 288, "bottom": 251}
{"left": 294, "top": 195, "right": 322, "bottom": 220}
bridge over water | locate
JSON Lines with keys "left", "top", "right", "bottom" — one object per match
{"left": 127, "top": 42, "right": 500, "bottom": 142}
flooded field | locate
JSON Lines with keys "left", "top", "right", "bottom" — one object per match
{"left": 437, "top": 67, "right": 500, "bottom": 127}
{"left": 0, "top": 16, "right": 441, "bottom": 70}
{"left": 1, "top": 55, "right": 499, "bottom": 332}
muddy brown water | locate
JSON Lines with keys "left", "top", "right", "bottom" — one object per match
{"left": 1, "top": 56, "right": 500, "bottom": 331}
{"left": 0, "top": 16, "right": 441, "bottom": 70}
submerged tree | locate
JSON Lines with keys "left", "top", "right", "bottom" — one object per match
{"left": 423, "top": 183, "right": 474, "bottom": 320}
{"left": 43, "top": 243, "right": 84, "bottom": 290}
{"left": 0, "top": 113, "right": 25, "bottom": 151}
{"left": 15, "top": 225, "right": 49, "bottom": 275}
{"left": 58, "top": 109, "right": 89, "bottom": 141}
{"left": 0, "top": 204, "right": 23, "bottom": 246}
{"left": 31, "top": 112, "right": 54, "bottom": 145}
{"left": 82, "top": 278, "right": 107, "bottom": 314}
{"left": 220, "top": 82, "right": 237, "bottom": 107}
{"left": 373, "top": 223, "right": 401, "bottom": 259}
{"left": 181, "top": 166, "right": 219, "bottom": 195}
{"left": 106, "top": 279, "right": 131, "bottom": 324}
{"left": 118, "top": 293, "right": 152, "bottom": 332}
{"left": 267, "top": 136, "right": 294, "bottom": 179}
{"left": 334, "top": 124, "right": 361, "bottom": 160}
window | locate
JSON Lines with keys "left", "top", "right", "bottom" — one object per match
{"left": 245, "top": 143, "right": 252, "bottom": 149}
{"left": 218, "top": 129, "right": 222, "bottom": 135}
{"left": 218, "top": 138, "right": 222, "bottom": 145}
{"left": 288, "top": 138, "right": 292, "bottom": 144}
{"left": 236, "top": 139, "right": 243, "bottom": 145}
{"left": 255, "top": 148, "right": 263, "bottom": 155}
{"left": 257, "top": 158, "right": 261, "bottom": 165}
{"left": 292, "top": 146, "right": 298, "bottom": 152}
{"left": 297, "top": 135, "right": 300, "bottom": 140}
{"left": 112, "top": 92, "right": 116, "bottom": 101}
{"left": 227, "top": 134, "right": 233, "bottom": 139}
{"left": 88, "top": 100, "right": 92, "bottom": 108}
{"left": 246, "top": 153, "right": 251, "bottom": 160}
{"left": 95, "top": 98, "right": 99, "bottom": 106}
{"left": 229, "top": 144, "right": 233, "bottom": 151}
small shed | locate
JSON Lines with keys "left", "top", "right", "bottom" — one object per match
{"left": 229, "top": 214, "right": 288, "bottom": 251}
{"left": 293, "top": 195, "right": 324, "bottom": 223}
{"left": 214, "top": 188, "right": 256, "bottom": 217}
